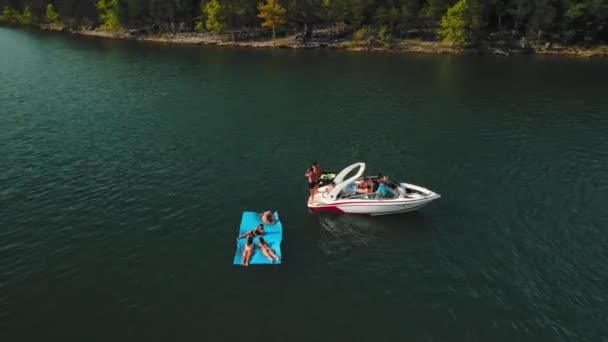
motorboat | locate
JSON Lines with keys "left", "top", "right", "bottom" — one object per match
{"left": 308, "top": 162, "right": 440, "bottom": 215}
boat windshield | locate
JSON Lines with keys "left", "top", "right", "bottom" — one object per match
{"left": 335, "top": 165, "right": 363, "bottom": 184}
{"left": 339, "top": 190, "right": 399, "bottom": 200}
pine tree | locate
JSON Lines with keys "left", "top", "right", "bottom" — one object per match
{"left": 2, "top": 6, "right": 16, "bottom": 23}
{"left": 96, "top": 0, "right": 121, "bottom": 31}
{"left": 19, "top": 6, "right": 35, "bottom": 25}
{"left": 257, "top": 0, "right": 286, "bottom": 41}
{"left": 45, "top": 3, "right": 60, "bottom": 24}
{"left": 438, "top": 0, "right": 467, "bottom": 46}
{"left": 204, "top": 0, "right": 226, "bottom": 33}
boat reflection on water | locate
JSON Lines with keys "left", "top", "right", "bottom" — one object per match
{"left": 316, "top": 212, "right": 437, "bottom": 267}
{"left": 317, "top": 214, "right": 379, "bottom": 264}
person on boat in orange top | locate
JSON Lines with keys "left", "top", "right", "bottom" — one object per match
{"left": 258, "top": 237, "right": 280, "bottom": 263}
{"left": 237, "top": 224, "right": 264, "bottom": 240}
{"left": 260, "top": 211, "right": 275, "bottom": 225}
{"left": 304, "top": 162, "right": 322, "bottom": 200}
{"left": 242, "top": 237, "right": 254, "bottom": 267}
{"left": 356, "top": 176, "right": 373, "bottom": 194}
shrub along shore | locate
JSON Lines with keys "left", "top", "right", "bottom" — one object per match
{"left": 1, "top": 0, "right": 607, "bottom": 57}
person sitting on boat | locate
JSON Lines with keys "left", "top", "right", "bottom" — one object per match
{"left": 304, "top": 162, "right": 322, "bottom": 200}
{"left": 242, "top": 237, "right": 254, "bottom": 267}
{"left": 376, "top": 175, "right": 396, "bottom": 198}
{"left": 260, "top": 211, "right": 275, "bottom": 225}
{"left": 369, "top": 174, "right": 381, "bottom": 193}
{"left": 258, "top": 237, "right": 280, "bottom": 263}
{"left": 356, "top": 176, "right": 373, "bottom": 193}
{"left": 237, "top": 224, "right": 264, "bottom": 240}
{"left": 355, "top": 176, "right": 365, "bottom": 191}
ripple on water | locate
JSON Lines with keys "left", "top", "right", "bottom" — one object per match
{"left": 1, "top": 30, "right": 608, "bottom": 341}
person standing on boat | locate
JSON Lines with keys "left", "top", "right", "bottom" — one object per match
{"left": 305, "top": 162, "right": 322, "bottom": 201}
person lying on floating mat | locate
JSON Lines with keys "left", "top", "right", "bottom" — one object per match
{"left": 242, "top": 237, "right": 255, "bottom": 267}
{"left": 237, "top": 210, "right": 277, "bottom": 239}
{"left": 236, "top": 224, "right": 264, "bottom": 240}
{"left": 260, "top": 211, "right": 275, "bottom": 225}
{"left": 257, "top": 237, "right": 280, "bottom": 263}
{"left": 241, "top": 237, "right": 280, "bottom": 266}
{"left": 234, "top": 211, "right": 282, "bottom": 267}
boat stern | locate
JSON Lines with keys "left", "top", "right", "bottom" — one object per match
{"left": 307, "top": 188, "right": 346, "bottom": 213}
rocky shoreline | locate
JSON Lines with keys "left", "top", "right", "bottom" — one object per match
{"left": 19, "top": 24, "right": 608, "bottom": 58}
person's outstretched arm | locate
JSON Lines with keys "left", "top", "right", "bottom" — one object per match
{"left": 236, "top": 231, "right": 251, "bottom": 240}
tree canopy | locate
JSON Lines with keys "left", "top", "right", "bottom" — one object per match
{"left": 0, "top": 0, "right": 606, "bottom": 45}
{"left": 438, "top": 0, "right": 467, "bottom": 45}
{"left": 204, "top": 0, "right": 226, "bottom": 33}
{"left": 96, "top": 0, "right": 120, "bottom": 31}
{"left": 257, "top": 0, "right": 286, "bottom": 40}
{"left": 45, "top": 3, "right": 59, "bottom": 23}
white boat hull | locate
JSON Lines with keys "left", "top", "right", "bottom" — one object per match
{"left": 308, "top": 182, "right": 441, "bottom": 215}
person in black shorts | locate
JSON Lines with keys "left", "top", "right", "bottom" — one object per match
{"left": 304, "top": 162, "right": 322, "bottom": 200}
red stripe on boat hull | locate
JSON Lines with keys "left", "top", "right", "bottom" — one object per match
{"left": 308, "top": 206, "right": 345, "bottom": 213}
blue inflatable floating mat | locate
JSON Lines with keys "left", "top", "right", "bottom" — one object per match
{"left": 233, "top": 211, "right": 282, "bottom": 266}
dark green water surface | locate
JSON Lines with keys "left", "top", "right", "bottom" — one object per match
{"left": 1, "top": 27, "right": 608, "bottom": 342}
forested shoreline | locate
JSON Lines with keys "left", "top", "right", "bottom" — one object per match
{"left": 1, "top": 0, "right": 607, "bottom": 55}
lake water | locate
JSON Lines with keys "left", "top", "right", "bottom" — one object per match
{"left": 1, "top": 27, "right": 608, "bottom": 342}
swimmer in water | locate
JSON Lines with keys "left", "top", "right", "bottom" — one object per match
{"left": 242, "top": 237, "right": 254, "bottom": 267}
